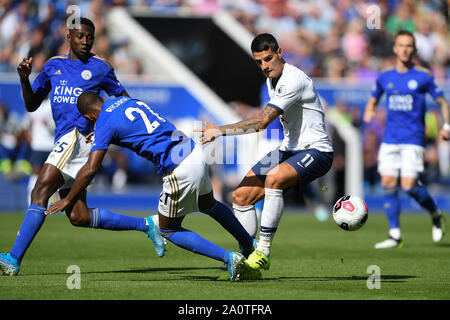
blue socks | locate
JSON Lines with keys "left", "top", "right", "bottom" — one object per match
{"left": 90, "top": 208, "right": 148, "bottom": 232}
{"left": 10, "top": 205, "right": 46, "bottom": 261}
{"left": 383, "top": 187, "right": 401, "bottom": 230}
{"left": 161, "top": 227, "right": 229, "bottom": 263}
{"left": 383, "top": 184, "right": 439, "bottom": 232}
{"left": 159, "top": 201, "right": 252, "bottom": 263}
{"left": 405, "top": 185, "right": 438, "bottom": 215}
{"left": 205, "top": 201, "right": 253, "bottom": 253}
{"left": 8, "top": 207, "right": 148, "bottom": 262}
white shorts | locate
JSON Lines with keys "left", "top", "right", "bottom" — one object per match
{"left": 45, "top": 128, "right": 92, "bottom": 190}
{"left": 158, "top": 144, "right": 212, "bottom": 218}
{"left": 377, "top": 143, "right": 424, "bottom": 178}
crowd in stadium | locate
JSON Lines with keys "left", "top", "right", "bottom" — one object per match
{"left": 0, "top": 0, "right": 449, "bottom": 195}
{"left": 0, "top": 1, "right": 448, "bottom": 78}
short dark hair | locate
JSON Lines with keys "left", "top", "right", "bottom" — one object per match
{"left": 80, "top": 17, "right": 95, "bottom": 32}
{"left": 76, "top": 91, "right": 101, "bottom": 115}
{"left": 251, "top": 33, "right": 279, "bottom": 53}
{"left": 67, "top": 16, "right": 95, "bottom": 33}
{"left": 394, "top": 30, "right": 416, "bottom": 48}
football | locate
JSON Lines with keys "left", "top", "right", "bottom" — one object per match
{"left": 332, "top": 195, "right": 369, "bottom": 231}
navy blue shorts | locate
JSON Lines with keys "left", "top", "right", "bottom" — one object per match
{"left": 251, "top": 147, "right": 333, "bottom": 186}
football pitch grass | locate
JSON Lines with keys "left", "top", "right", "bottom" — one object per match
{"left": 0, "top": 210, "right": 449, "bottom": 300}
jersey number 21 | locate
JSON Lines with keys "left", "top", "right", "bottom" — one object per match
{"left": 125, "top": 101, "right": 164, "bottom": 134}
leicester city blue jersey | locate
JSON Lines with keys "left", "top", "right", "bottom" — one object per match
{"left": 31, "top": 53, "right": 125, "bottom": 142}
{"left": 371, "top": 66, "right": 444, "bottom": 146}
{"left": 91, "top": 97, "right": 195, "bottom": 175}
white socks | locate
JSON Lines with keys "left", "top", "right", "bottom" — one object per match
{"left": 233, "top": 188, "right": 285, "bottom": 257}
{"left": 232, "top": 203, "right": 258, "bottom": 238}
{"left": 389, "top": 228, "right": 401, "bottom": 240}
{"left": 258, "top": 188, "right": 284, "bottom": 257}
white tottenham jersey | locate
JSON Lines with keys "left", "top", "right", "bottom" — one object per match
{"left": 266, "top": 63, "right": 333, "bottom": 152}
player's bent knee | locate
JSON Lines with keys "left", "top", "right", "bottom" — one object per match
{"left": 381, "top": 177, "right": 397, "bottom": 188}
{"left": 31, "top": 184, "right": 54, "bottom": 206}
{"left": 68, "top": 214, "right": 86, "bottom": 227}
{"left": 264, "top": 175, "right": 284, "bottom": 190}
{"left": 67, "top": 209, "right": 91, "bottom": 227}
{"left": 232, "top": 190, "right": 251, "bottom": 206}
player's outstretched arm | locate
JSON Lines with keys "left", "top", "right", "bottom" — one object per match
{"left": 45, "top": 149, "right": 107, "bottom": 215}
{"left": 197, "top": 105, "right": 280, "bottom": 144}
{"left": 17, "top": 57, "right": 45, "bottom": 112}
{"left": 363, "top": 97, "right": 379, "bottom": 123}
{"left": 436, "top": 96, "right": 450, "bottom": 141}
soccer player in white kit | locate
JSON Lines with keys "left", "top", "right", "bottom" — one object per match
{"left": 197, "top": 33, "right": 333, "bottom": 272}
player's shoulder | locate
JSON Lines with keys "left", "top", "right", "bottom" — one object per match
{"left": 375, "top": 68, "right": 396, "bottom": 83}
{"left": 283, "top": 63, "right": 305, "bottom": 79}
{"left": 280, "top": 63, "right": 308, "bottom": 88}
{"left": 91, "top": 55, "right": 114, "bottom": 69}
{"left": 378, "top": 67, "right": 395, "bottom": 76}
{"left": 412, "top": 65, "right": 433, "bottom": 77}
{"left": 43, "top": 54, "right": 69, "bottom": 67}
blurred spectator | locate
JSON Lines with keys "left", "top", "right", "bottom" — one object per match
{"left": 301, "top": 2, "right": 334, "bottom": 37}
{"left": 385, "top": 1, "right": 416, "bottom": 35}
{"left": 324, "top": 56, "right": 348, "bottom": 84}
{"left": 21, "top": 98, "right": 54, "bottom": 205}
{"left": 341, "top": 18, "right": 369, "bottom": 66}
{"left": 363, "top": 107, "right": 386, "bottom": 191}
{"left": 423, "top": 109, "right": 441, "bottom": 183}
{"left": 0, "top": 0, "right": 147, "bottom": 76}
{"left": 192, "top": 0, "right": 221, "bottom": 15}
{"left": 0, "top": 103, "right": 31, "bottom": 178}
{"left": 0, "top": 0, "right": 448, "bottom": 79}
{"left": 111, "top": 39, "right": 144, "bottom": 75}
{"left": 438, "top": 135, "right": 450, "bottom": 179}
{"left": 414, "top": 17, "right": 438, "bottom": 66}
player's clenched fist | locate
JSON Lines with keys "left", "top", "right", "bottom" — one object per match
{"left": 17, "top": 57, "right": 33, "bottom": 81}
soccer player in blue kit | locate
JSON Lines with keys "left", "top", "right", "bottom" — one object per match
{"left": 363, "top": 30, "right": 449, "bottom": 248}
{"left": 0, "top": 18, "right": 164, "bottom": 276}
{"left": 45, "top": 92, "right": 256, "bottom": 281}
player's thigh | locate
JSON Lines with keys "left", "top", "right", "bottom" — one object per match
{"left": 46, "top": 128, "right": 91, "bottom": 190}
{"left": 400, "top": 144, "right": 424, "bottom": 179}
{"left": 231, "top": 169, "right": 265, "bottom": 206}
{"left": 31, "top": 163, "right": 65, "bottom": 205}
{"left": 277, "top": 148, "right": 333, "bottom": 189}
{"left": 158, "top": 145, "right": 208, "bottom": 219}
{"left": 264, "top": 162, "right": 299, "bottom": 190}
{"left": 232, "top": 147, "right": 285, "bottom": 206}
{"left": 377, "top": 143, "right": 400, "bottom": 177}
